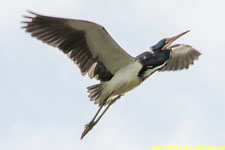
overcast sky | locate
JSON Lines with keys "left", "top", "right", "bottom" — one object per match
{"left": 1, "top": 0, "right": 225, "bottom": 150}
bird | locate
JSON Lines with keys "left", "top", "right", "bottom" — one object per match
{"left": 22, "top": 11, "right": 201, "bottom": 139}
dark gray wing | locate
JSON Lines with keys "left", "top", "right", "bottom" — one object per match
{"left": 22, "top": 11, "right": 135, "bottom": 81}
{"left": 160, "top": 44, "right": 201, "bottom": 71}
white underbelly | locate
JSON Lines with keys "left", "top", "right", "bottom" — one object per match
{"left": 103, "top": 61, "right": 143, "bottom": 97}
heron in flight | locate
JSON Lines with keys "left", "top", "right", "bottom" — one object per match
{"left": 22, "top": 11, "right": 201, "bottom": 139}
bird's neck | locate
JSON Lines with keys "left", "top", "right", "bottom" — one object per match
{"left": 136, "top": 50, "right": 171, "bottom": 81}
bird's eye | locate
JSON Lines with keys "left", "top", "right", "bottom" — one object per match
{"left": 152, "top": 38, "right": 167, "bottom": 50}
{"left": 164, "top": 38, "right": 169, "bottom": 43}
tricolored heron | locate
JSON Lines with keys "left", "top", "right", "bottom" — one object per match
{"left": 22, "top": 11, "right": 201, "bottom": 139}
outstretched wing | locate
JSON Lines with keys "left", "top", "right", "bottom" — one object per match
{"left": 160, "top": 44, "right": 201, "bottom": 71}
{"left": 22, "top": 11, "right": 135, "bottom": 81}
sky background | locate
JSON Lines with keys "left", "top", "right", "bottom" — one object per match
{"left": 1, "top": 0, "right": 225, "bottom": 149}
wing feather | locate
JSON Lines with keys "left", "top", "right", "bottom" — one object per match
{"left": 23, "top": 11, "right": 135, "bottom": 81}
{"left": 160, "top": 44, "right": 201, "bottom": 71}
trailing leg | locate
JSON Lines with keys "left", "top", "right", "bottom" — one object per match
{"left": 80, "top": 105, "right": 104, "bottom": 139}
{"left": 80, "top": 95, "right": 122, "bottom": 139}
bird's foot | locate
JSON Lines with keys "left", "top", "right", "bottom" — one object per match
{"left": 81, "top": 120, "right": 96, "bottom": 139}
{"left": 84, "top": 120, "right": 95, "bottom": 129}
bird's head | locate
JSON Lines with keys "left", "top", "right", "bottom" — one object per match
{"left": 151, "top": 30, "right": 190, "bottom": 52}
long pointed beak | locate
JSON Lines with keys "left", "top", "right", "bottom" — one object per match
{"left": 162, "top": 30, "right": 190, "bottom": 49}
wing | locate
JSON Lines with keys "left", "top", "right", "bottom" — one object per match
{"left": 160, "top": 44, "right": 201, "bottom": 71}
{"left": 22, "top": 11, "right": 135, "bottom": 81}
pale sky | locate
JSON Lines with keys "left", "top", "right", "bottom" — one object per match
{"left": 1, "top": 0, "right": 225, "bottom": 150}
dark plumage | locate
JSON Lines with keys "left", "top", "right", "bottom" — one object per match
{"left": 137, "top": 50, "right": 171, "bottom": 81}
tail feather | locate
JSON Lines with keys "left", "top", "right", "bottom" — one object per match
{"left": 87, "top": 84, "right": 103, "bottom": 105}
